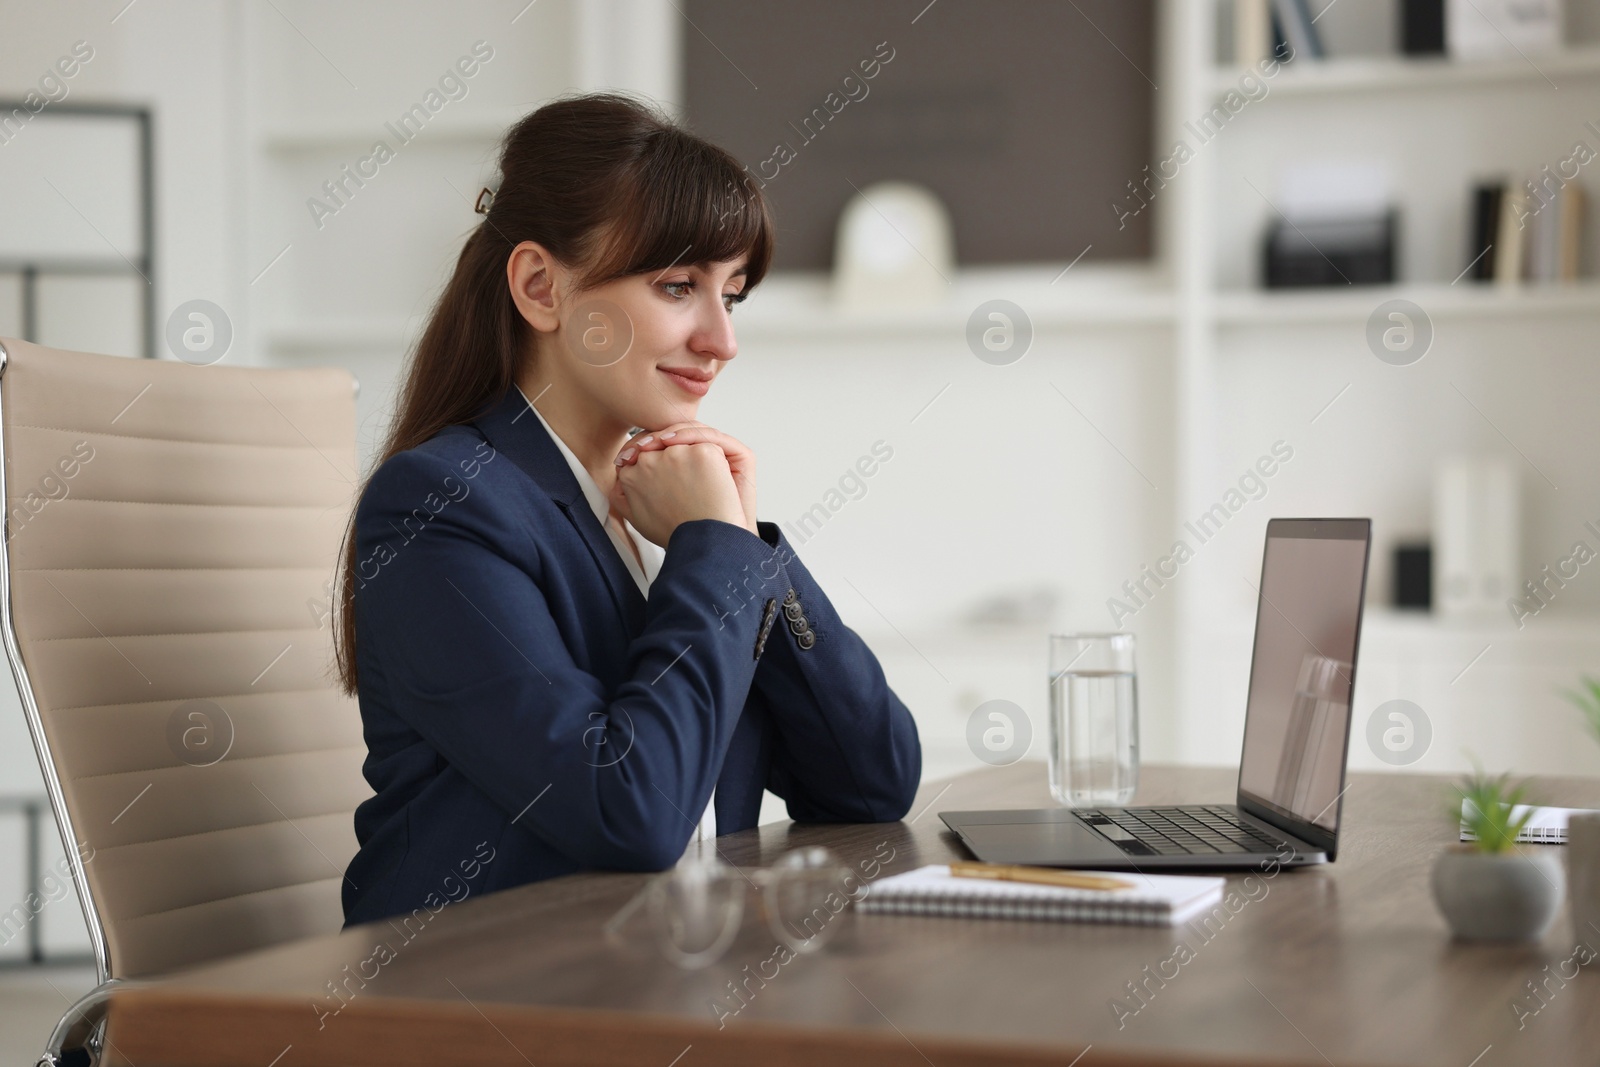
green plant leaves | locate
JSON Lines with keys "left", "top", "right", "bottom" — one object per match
{"left": 1453, "top": 767, "right": 1534, "bottom": 855}
{"left": 1560, "top": 673, "right": 1600, "bottom": 747}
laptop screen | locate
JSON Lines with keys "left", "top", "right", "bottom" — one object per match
{"left": 1236, "top": 519, "right": 1371, "bottom": 837}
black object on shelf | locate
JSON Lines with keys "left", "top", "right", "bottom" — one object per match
{"left": 1393, "top": 543, "right": 1432, "bottom": 610}
{"left": 1270, "top": 15, "right": 1291, "bottom": 63}
{"left": 1468, "top": 183, "right": 1504, "bottom": 281}
{"left": 1401, "top": 0, "right": 1446, "bottom": 55}
{"left": 1263, "top": 209, "right": 1397, "bottom": 287}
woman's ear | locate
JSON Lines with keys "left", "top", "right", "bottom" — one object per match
{"left": 507, "top": 240, "right": 566, "bottom": 333}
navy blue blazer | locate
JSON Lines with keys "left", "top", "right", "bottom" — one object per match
{"left": 341, "top": 384, "right": 922, "bottom": 927}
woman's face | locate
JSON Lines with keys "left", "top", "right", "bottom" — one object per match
{"left": 549, "top": 255, "right": 750, "bottom": 434}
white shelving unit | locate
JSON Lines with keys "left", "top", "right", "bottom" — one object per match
{"left": 1214, "top": 279, "right": 1600, "bottom": 323}
{"left": 1161, "top": 4, "right": 1600, "bottom": 773}
{"left": 1210, "top": 41, "right": 1600, "bottom": 96}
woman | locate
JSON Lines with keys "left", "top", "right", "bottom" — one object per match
{"left": 334, "top": 92, "right": 922, "bottom": 927}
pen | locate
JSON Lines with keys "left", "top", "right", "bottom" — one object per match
{"left": 949, "top": 861, "right": 1135, "bottom": 891}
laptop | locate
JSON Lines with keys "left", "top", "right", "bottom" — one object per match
{"left": 940, "top": 517, "right": 1372, "bottom": 870}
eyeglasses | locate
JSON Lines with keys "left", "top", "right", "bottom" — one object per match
{"left": 602, "top": 845, "right": 854, "bottom": 969}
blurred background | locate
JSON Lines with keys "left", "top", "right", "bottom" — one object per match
{"left": 3, "top": 0, "right": 1600, "bottom": 1032}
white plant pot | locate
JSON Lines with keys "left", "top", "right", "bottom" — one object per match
{"left": 1431, "top": 845, "right": 1564, "bottom": 941}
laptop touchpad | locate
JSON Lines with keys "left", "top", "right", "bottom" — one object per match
{"left": 960, "top": 818, "right": 1121, "bottom": 865}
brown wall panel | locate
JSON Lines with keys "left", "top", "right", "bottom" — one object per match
{"left": 683, "top": 0, "right": 1157, "bottom": 270}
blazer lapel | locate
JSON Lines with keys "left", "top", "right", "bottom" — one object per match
{"left": 472, "top": 384, "right": 647, "bottom": 636}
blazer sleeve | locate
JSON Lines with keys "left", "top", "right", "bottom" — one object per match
{"left": 355, "top": 447, "right": 778, "bottom": 871}
{"left": 741, "top": 522, "right": 922, "bottom": 823}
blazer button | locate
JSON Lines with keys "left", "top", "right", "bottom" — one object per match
{"left": 782, "top": 588, "right": 798, "bottom": 606}
{"left": 783, "top": 602, "right": 804, "bottom": 622}
{"left": 787, "top": 615, "right": 810, "bottom": 636}
{"left": 796, "top": 630, "right": 816, "bottom": 650}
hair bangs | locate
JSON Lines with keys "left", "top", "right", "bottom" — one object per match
{"left": 582, "top": 130, "right": 773, "bottom": 292}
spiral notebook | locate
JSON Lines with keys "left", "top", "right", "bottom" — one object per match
{"left": 1459, "top": 801, "right": 1599, "bottom": 845}
{"left": 857, "top": 864, "right": 1227, "bottom": 926}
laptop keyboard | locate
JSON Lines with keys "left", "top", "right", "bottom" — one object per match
{"left": 1075, "top": 805, "right": 1287, "bottom": 856}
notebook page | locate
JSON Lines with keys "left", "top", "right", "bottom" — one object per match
{"left": 861, "top": 864, "right": 1226, "bottom": 910}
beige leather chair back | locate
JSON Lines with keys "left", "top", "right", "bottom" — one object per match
{"left": 0, "top": 338, "right": 371, "bottom": 980}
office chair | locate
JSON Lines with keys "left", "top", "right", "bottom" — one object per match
{"left": 0, "top": 339, "right": 372, "bottom": 1067}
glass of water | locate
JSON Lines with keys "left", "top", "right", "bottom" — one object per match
{"left": 1048, "top": 633, "right": 1139, "bottom": 806}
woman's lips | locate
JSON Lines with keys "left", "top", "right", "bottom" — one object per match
{"left": 660, "top": 368, "right": 710, "bottom": 397}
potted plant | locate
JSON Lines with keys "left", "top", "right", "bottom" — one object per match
{"left": 1431, "top": 769, "right": 1564, "bottom": 941}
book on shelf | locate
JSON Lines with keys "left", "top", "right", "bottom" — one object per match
{"left": 1474, "top": 175, "right": 1585, "bottom": 285}
{"left": 1559, "top": 183, "right": 1585, "bottom": 279}
{"left": 1270, "top": 0, "right": 1323, "bottom": 60}
{"left": 1468, "top": 183, "right": 1501, "bottom": 280}
{"left": 1494, "top": 183, "right": 1527, "bottom": 285}
{"left": 1402, "top": 0, "right": 1447, "bottom": 55}
{"left": 1234, "top": 0, "right": 1274, "bottom": 67}
{"left": 1531, "top": 181, "right": 1563, "bottom": 282}
{"left": 1434, "top": 457, "right": 1518, "bottom": 615}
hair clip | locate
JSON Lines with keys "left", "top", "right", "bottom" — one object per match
{"left": 474, "top": 186, "right": 495, "bottom": 215}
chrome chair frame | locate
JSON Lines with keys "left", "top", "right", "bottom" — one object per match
{"left": 1, "top": 339, "right": 360, "bottom": 1066}
{"left": 0, "top": 340, "right": 118, "bottom": 1066}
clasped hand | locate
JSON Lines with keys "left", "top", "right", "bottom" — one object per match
{"left": 607, "top": 422, "right": 757, "bottom": 546}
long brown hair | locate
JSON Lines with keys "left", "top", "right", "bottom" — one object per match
{"left": 331, "top": 91, "right": 775, "bottom": 695}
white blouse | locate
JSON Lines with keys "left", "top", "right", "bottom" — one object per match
{"left": 517, "top": 385, "right": 717, "bottom": 863}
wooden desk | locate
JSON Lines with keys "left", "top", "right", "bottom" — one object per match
{"left": 106, "top": 763, "right": 1600, "bottom": 1067}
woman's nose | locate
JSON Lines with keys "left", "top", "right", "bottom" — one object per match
{"left": 694, "top": 302, "right": 737, "bottom": 361}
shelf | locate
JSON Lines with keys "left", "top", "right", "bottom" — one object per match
{"left": 1212, "top": 44, "right": 1600, "bottom": 98}
{"left": 260, "top": 108, "right": 526, "bottom": 152}
{"left": 1214, "top": 280, "right": 1600, "bottom": 325}
{"left": 262, "top": 267, "right": 1177, "bottom": 353}
{"left": 1363, "top": 606, "right": 1600, "bottom": 640}
{"left": 265, "top": 281, "right": 1600, "bottom": 351}
{"left": 266, "top": 282, "right": 1600, "bottom": 351}
{"left": 1193, "top": 603, "right": 1600, "bottom": 634}
{"left": 728, "top": 271, "right": 1176, "bottom": 340}
{"left": 731, "top": 298, "right": 1176, "bottom": 340}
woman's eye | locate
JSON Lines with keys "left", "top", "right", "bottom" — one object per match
{"left": 662, "top": 281, "right": 746, "bottom": 311}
